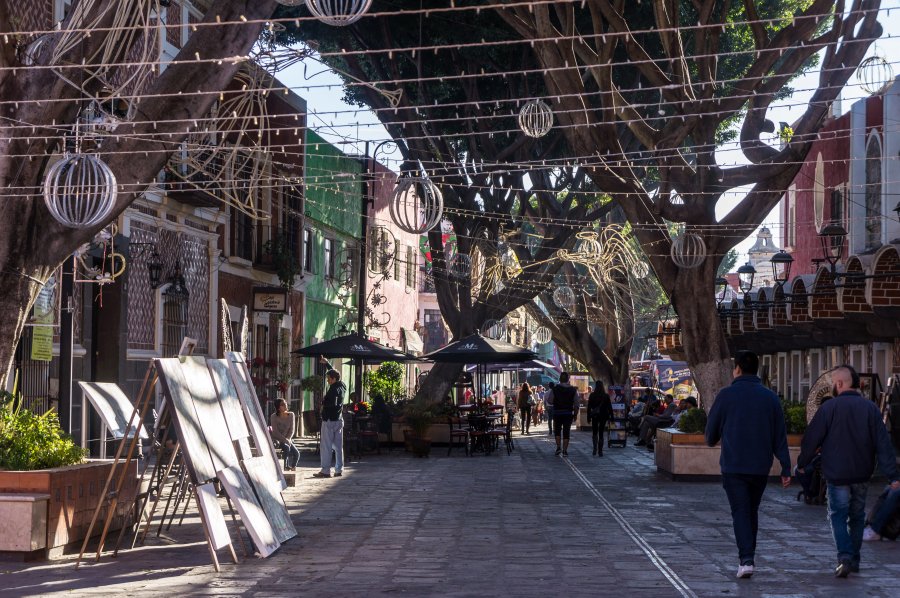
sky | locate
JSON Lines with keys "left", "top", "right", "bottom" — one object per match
{"left": 279, "top": 3, "right": 900, "bottom": 265}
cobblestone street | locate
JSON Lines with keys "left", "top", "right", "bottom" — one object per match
{"left": 3, "top": 425, "right": 898, "bottom": 597}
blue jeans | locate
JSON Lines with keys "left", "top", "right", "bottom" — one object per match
{"left": 722, "top": 473, "right": 768, "bottom": 565}
{"left": 869, "top": 486, "right": 900, "bottom": 535}
{"left": 545, "top": 406, "right": 554, "bottom": 435}
{"left": 320, "top": 419, "right": 344, "bottom": 474}
{"left": 278, "top": 440, "right": 300, "bottom": 469}
{"left": 826, "top": 482, "right": 868, "bottom": 565}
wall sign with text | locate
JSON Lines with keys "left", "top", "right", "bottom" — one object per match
{"left": 252, "top": 288, "right": 289, "bottom": 313}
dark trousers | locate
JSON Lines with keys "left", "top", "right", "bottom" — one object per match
{"left": 553, "top": 414, "right": 573, "bottom": 439}
{"left": 591, "top": 418, "right": 607, "bottom": 451}
{"left": 722, "top": 473, "right": 769, "bottom": 565}
{"left": 519, "top": 406, "right": 532, "bottom": 432}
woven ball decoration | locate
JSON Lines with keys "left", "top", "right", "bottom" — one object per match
{"left": 43, "top": 153, "right": 118, "bottom": 229}
{"left": 632, "top": 261, "right": 650, "bottom": 279}
{"left": 857, "top": 55, "right": 894, "bottom": 95}
{"left": 304, "top": 0, "right": 373, "bottom": 26}
{"left": 669, "top": 232, "right": 707, "bottom": 269}
{"left": 518, "top": 100, "right": 553, "bottom": 138}
{"left": 553, "top": 285, "right": 576, "bottom": 314}
{"left": 389, "top": 175, "right": 443, "bottom": 234}
{"left": 21, "top": 34, "right": 51, "bottom": 66}
{"left": 574, "top": 231, "right": 603, "bottom": 259}
{"left": 481, "top": 318, "right": 507, "bottom": 340}
{"left": 534, "top": 326, "right": 552, "bottom": 345}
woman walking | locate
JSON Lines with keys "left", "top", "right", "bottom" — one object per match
{"left": 587, "top": 381, "right": 613, "bottom": 456}
{"left": 517, "top": 382, "right": 534, "bottom": 435}
{"left": 270, "top": 398, "right": 300, "bottom": 470}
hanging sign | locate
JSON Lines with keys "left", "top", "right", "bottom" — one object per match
{"left": 252, "top": 287, "right": 289, "bottom": 313}
{"left": 31, "top": 276, "right": 56, "bottom": 362}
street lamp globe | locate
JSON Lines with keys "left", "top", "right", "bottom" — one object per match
{"left": 770, "top": 251, "right": 793, "bottom": 286}
{"left": 818, "top": 222, "right": 847, "bottom": 269}
{"left": 737, "top": 262, "right": 756, "bottom": 294}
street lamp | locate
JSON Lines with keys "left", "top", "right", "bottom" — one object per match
{"left": 715, "top": 277, "right": 729, "bottom": 307}
{"left": 737, "top": 262, "right": 756, "bottom": 294}
{"left": 818, "top": 222, "right": 847, "bottom": 271}
{"left": 770, "top": 251, "right": 793, "bottom": 287}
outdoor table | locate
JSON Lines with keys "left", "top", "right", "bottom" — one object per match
{"left": 466, "top": 414, "right": 495, "bottom": 455}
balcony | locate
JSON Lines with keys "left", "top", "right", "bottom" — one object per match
{"left": 164, "top": 152, "right": 225, "bottom": 209}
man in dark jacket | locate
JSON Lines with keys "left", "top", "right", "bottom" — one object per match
{"left": 797, "top": 365, "right": 900, "bottom": 578}
{"left": 706, "top": 351, "right": 791, "bottom": 580}
{"left": 549, "top": 372, "right": 579, "bottom": 457}
{"left": 314, "top": 369, "right": 347, "bottom": 478}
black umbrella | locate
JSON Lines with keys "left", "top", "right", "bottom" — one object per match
{"left": 423, "top": 332, "right": 537, "bottom": 364}
{"left": 291, "top": 333, "right": 413, "bottom": 363}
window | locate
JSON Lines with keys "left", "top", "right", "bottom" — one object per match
{"left": 393, "top": 248, "right": 401, "bottom": 281}
{"left": 865, "top": 134, "right": 882, "bottom": 251}
{"left": 785, "top": 185, "right": 796, "bottom": 248}
{"left": 405, "top": 246, "right": 416, "bottom": 288}
{"left": 323, "top": 238, "right": 335, "bottom": 279}
{"left": 831, "top": 187, "right": 846, "bottom": 251}
{"left": 161, "top": 278, "right": 189, "bottom": 358}
{"left": 303, "top": 228, "right": 314, "bottom": 273}
{"left": 230, "top": 206, "right": 253, "bottom": 260}
{"left": 814, "top": 153, "right": 825, "bottom": 231}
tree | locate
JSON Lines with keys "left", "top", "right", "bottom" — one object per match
{"left": 497, "top": 0, "right": 882, "bottom": 407}
{"left": 0, "top": 0, "right": 279, "bottom": 385}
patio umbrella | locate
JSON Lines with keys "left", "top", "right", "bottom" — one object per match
{"left": 291, "top": 333, "right": 413, "bottom": 363}
{"left": 465, "top": 359, "right": 557, "bottom": 373}
{"left": 423, "top": 332, "right": 537, "bottom": 364}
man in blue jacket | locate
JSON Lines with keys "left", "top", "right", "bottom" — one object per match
{"left": 706, "top": 351, "right": 792, "bottom": 580}
{"left": 797, "top": 365, "right": 900, "bottom": 578}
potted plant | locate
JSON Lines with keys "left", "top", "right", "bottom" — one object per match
{"left": 0, "top": 392, "right": 136, "bottom": 558}
{"left": 401, "top": 399, "right": 436, "bottom": 457}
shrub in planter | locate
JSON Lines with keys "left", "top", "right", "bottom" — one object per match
{"left": 0, "top": 393, "right": 86, "bottom": 471}
{"left": 677, "top": 407, "right": 708, "bottom": 434}
{"left": 782, "top": 403, "right": 807, "bottom": 435}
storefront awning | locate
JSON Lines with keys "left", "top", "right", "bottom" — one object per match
{"left": 402, "top": 328, "right": 424, "bottom": 355}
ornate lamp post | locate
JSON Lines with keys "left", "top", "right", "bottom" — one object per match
{"left": 737, "top": 262, "right": 756, "bottom": 294}
{"left": 770, "top": 251, "right": 794, "bottom": 288}
{"left": 818, "top": 223, "right": 848, "bottom": 274}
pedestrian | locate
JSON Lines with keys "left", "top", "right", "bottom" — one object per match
{"left": 269, "top": 398, "right": 300, "bottom": 471}
{"left": 705, "top": 350, "right": 792, "bottom": 580}
{"left": 797, "top": 365, "right": 900, "bottom": 577}
{"left": 586, "top": 380, "right": 613, "bottom": 456}
{"left": 314, "top": 369, "right": 346, "bottom": 478}
{"left": 544, "top": 382, "right": 555, "bottom": 436}
{"left": 550, "top": 372, "right": 579, "bottom": 457}
{"left": 517, "top": 382, "right": 534, "bottom": 434}
{"left": 864, "top": 484, "right": 900, "bottom": 541}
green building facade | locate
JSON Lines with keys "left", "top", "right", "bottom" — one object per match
{"left": 302, "top": 131, "right": 363, "bottom": 409}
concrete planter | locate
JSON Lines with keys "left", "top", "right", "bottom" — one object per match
{"left": 655, "top": 429, "right": 802, "bottom": 480}
{"left": 388, "top": 422, "right": 451, "bottom": 445}
{"left": 0, "top": 460, "right": 138, "bottom": 559}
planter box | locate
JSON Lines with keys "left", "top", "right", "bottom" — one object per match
{"left": 0, "top": 460, "right": 138, "bottom": 558}
{"left": 0, "top": 494, "right": 49, "bottom": 555}
{"left": 655, "top": 429, "right": 802, "bottom": 480}
{"left": 388, "top": 422, "right": 452, "bottom": 445}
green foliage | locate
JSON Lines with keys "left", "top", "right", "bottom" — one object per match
{"left": 263, "top": 235, "right": 301, "bottom": 289}
{"left": 300, "top": 375, "right": 323, "bottom": 395}
{"left": 0, "top": 392, "right": 87, "bottom": 471}
{"left": 782, "top": 401, "right": 807, "bottom": 435}
{"left": 402, "top": 398, "right": 437, "bottom": 438}
{"left": 364, "top": 361, "right": 405, "bottom": 403}
{"left": 717, "top": 249, "right": 739, "bottom": 277}
{"left": 677, "top": 407, "right": 708, "bottom": 434}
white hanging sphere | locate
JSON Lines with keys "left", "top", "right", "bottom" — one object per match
{"left": 632, "top": 261, "right": 650, "bottom": 279}
{"left": 21, "top": 34, "right": 51, "bottom": 66}
{"left": 553, "top": 285, "right": 576, "bottom": 314}
{"left": 857, "top": 55, "right": 894, "bottom": 94}
{"left": 518, "top": 100, "right": 553, "bottom": 138}
{"left": 670, "top": 233, "right": 707, "bottom": 269}
{"left": 450, "top": 253, "right": 471, "bottom": 279}
{"left": 43, "top": 153, "right": 118, "bottom": 229}
{"left": 534, "top": 326, "right": 552, "bottom": 345}
{"left": 481, "top": 318, "right": 507, "bottom": 340}
{"left": 304, "top": 0, "right": 372, "bottom": 26}
{"left": 389, "top": 175, "right": 443, "bottom": 234}
{"left": 574, "top": 231, "right": 602, "bottom": 258}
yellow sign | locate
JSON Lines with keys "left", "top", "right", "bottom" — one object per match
{"left": 31, "top": 326, "right": 53, "bottom": 362}
{"left": 30, "top": 277, "right": 56, "bottom": 362}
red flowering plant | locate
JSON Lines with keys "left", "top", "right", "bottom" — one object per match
{"left": 353, "top": 401, "right": 371, "bottom": 415}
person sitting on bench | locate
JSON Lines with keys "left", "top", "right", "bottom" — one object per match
{"left": 636, "top": 397, "right": 696, "bottom": 449}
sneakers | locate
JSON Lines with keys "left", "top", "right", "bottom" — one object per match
{"left": 863, "top": 526, "right": 881, "bottom": 541}
{"left": 834, "top": 560, "right": 852, "bottom": 578}
{"left": 555, "top": 447, "right": 561, "bottom": 456}
{"left": 562, "top": 450, "right": 568, "bottom": 457}
{"left": 736, "top": 565, "right": 754, "bottom": 579}
{"left": 312, "top": 472, "right": 331, "bottom": 478}
{"left": 334, "top": 471, "right": 343, "bottom": 477}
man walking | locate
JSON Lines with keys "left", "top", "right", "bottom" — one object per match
{"left": 550, "top": 373, "right": 579, "bottom": 457}
{"left": 706, "top": 351, "right": 791, "bottom": 580}
{"left": 797, "top": 365, "right": 900, "bottom": 577}
{"left": 314, "top": 369, "right": 347, "bottom": 478}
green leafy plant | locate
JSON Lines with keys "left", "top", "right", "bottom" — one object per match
{"left": 300, "top": 375, "right": 323, "bottom": 395}
{"left": 677, "top": 407, "right": 708, "bottom": 434}
{"left": 363, "top": 361, "right": 405, "bottom": 404}
{"left": 0, "top": 392, "right": 87, "bottom": 471}
{"left": 401, "top": 399, "right": 436, "bottom": 438}
{"left": 782, "top": 401, "right": 807, "bottom": 435}
{"left": 263, "top": 235, "right": 301, "bottom": 289}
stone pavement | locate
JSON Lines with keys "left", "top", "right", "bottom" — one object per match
{"left": 2, "top": 424, "right": 899, "bottom": 597}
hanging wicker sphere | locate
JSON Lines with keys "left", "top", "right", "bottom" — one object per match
{"left": 857, "top": 55, "right": 894, "bottom": 94}
{"left": 449, "top": 253, "right": 471, "bottom": 279}
{"left": 632, "top": 261, "right": 650, "bottom": 279}
{"left": 43, "top": 153, "right": 117, "bottom": 229}
{"left": 553, "top": 285, "right": 576, "bottom": 314}
{"left": 389, "top": 175, "right": 443, "bottom": 234}
{"left": 304, "top": 0, "right": 372, "bottom": 26}
{"left": 518, "top": 100, "right": 553, "bottom": 138}
{"left": 669, "top": 232, "right": 707, "bottom": 269}
{"left": 574, "top": 231, "right": 603, "bottom": 260}
{"left": 20, "top": 34, "right": 51, "bottom": 66}
{"left": 534, "top": 326, "right": 552, "bottom": 345}
{"left": 481, "top": 318, "right": 507, "bottom": 340}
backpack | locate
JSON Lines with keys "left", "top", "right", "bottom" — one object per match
{"left": 796, "top": 455, "right": 826, "bottom": 506}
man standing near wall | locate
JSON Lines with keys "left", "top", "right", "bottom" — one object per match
{"left": 314, "top": 369, "right": 347, "bottom": 478}
{"left": 797, "top": 365, "right": 900, "bottom": 578}
{"left": 706, "top": 351, "right": 792, "bottom": 580}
